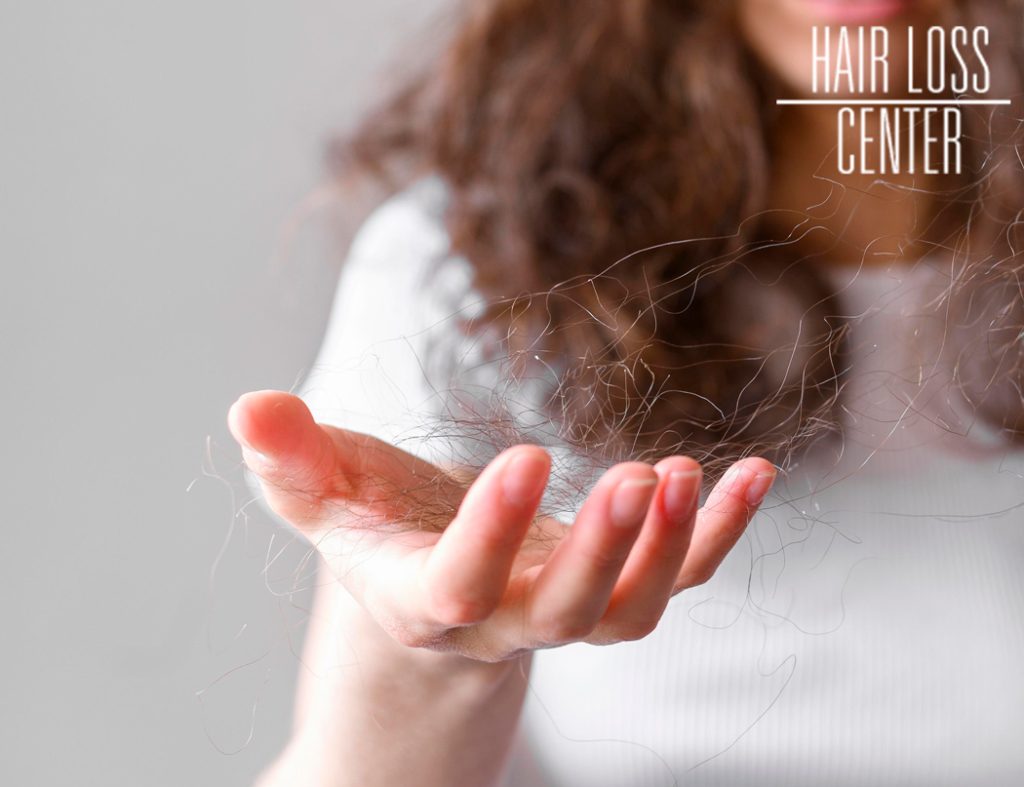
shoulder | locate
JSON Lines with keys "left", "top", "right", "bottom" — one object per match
{"left": 297, "top": 177, "right": 481, "bottom": 455}
{"left": 329, "top": 176, "right": 480, "bottom": 334}
{"left": 343, "top": 176, "right": 455, "bottom": 287}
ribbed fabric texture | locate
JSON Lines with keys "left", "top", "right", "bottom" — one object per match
{"left": 298, "top": 181, "right": 1024, "bottom": 787}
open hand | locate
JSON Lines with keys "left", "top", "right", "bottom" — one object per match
{"left": 228, "top": 390, "right": 776, "bottom": 662}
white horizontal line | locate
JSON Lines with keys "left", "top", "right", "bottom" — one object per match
{"left": 776, "top": 99, "right": 1012, "bottom": 106}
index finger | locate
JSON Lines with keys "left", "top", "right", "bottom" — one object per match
{"left": 419, "top": 446, "right": 551, "bottom": 627}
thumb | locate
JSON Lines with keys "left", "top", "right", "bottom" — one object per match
{"left": 228, "top": 390, "right": 460, "bottom": 532}
{"left": 228, "top": 390, "right": 348, "bottom": 528}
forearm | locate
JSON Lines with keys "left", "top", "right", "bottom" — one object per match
{"left": 257, "top": 566, "right": 532, "bottom": 787}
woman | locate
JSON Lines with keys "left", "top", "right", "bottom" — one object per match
{"left": 229, "top": 1, "right": 1024, "bottom": 784}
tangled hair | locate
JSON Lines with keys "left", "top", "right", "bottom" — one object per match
{"left": 330, "top": 0, "right": 1024, "bottom": 482}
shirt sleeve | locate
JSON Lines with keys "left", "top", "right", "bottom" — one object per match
{"left": 248, "top": 177, "right": 591, "bottom": 523}
{"left": 293, "top": 177, "right": 477, "bottom": 467}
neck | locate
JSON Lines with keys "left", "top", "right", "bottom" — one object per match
{"left": 759, "top": 104, "right": 957, "bottom": 269}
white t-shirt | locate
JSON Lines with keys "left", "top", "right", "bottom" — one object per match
{"left": 297, "top": 179, "right": 1024, "bottom": 786}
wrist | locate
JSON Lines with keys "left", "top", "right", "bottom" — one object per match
{"left": 268, "top": 581, "right": 532, "bottom": 787}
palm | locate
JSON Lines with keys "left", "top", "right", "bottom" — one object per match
{"left": 305, "top": 477, "right": 568, "bottom": 633}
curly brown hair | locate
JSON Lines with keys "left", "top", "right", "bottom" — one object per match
{"left": 330, "top": 0, "right": 1024, "bottom": 482}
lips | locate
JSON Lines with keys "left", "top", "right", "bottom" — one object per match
{"left": 804, "top": 0, "right": 915, "bottom": 24}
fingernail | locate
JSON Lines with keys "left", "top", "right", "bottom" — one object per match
{"left": 501, "top": 450, "right": 549, "bottom": 506}
{"left": 610, "top": 477, "right": 658, "bottom": 528}
{"left": 720, "top": 463, "right": 744, "bottom": 487}
{"left": 745, "top": 469, "right": 777, "bottom": 507}
{"left": 664, "top": 469, "right": 701, "bottom": 522}
{"left": 242, "top": 446, "right": 273, "bottom": 468}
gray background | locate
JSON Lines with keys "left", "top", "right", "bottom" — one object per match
{"left": 1, "top": 2, "right": 443, "bottom": 784}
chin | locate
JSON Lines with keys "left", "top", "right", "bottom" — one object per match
{"left": 775, "top": 0, "right": 949, "bottom": 27}
{"left": 738, "top": 0, "right": 949, "bottom": 100}
{"left": 796, "top": 0, "right": 921, "bottom": 25}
